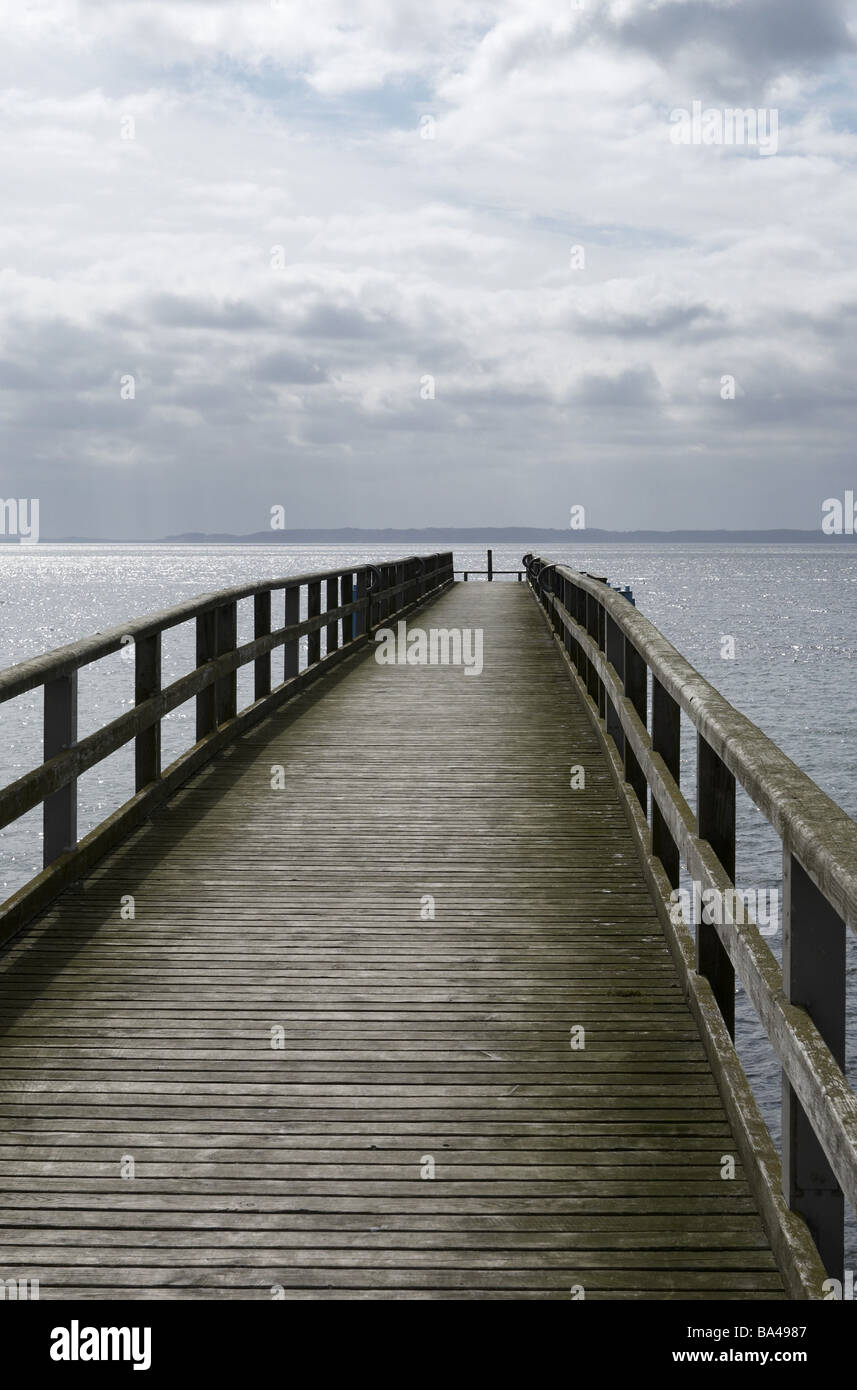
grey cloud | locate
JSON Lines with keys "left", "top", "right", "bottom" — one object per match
{"left": 254, "top": 350, "right": 328, "bottom": 384}
{"left": 148, "top": 294, "right": 271, "bottom": 331}
{"left": 576, "top": 366, "right": 664, "bottom": 410}
{"left": 608, "top": 0, "right": 854, "bottom": 78}
{"left": 444, "top": 382, "right": 556, "bottom": 410}
{"left": 0, "top": 358, "right": 43, "bottom": 390}
{"left": 574, "top": 301, "right": 722, "bottom": 339}
{"left": 5, "top": 318, "right": 128, "bottom": 389}
{"left": 775, "top": 299, "right": 857, "bottom": 341}
{"left": 294, "top": 301, "right": 399, "bottom": 340}
{"left": 12, "top": 394, "right": 145, "bottom": 431}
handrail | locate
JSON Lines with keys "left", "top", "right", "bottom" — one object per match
{"left": 455, "top": 569, "right": 525, "bottom": 580}
{"left": 523, "top": 556, "right": 857, "bottom": 933}
{"left": 524, "top": 553, "right": 856, "bottom": 1293}
{"left": 0, "top": 551, "right": 454, "bottom": 947}
{"left": 0, "top": 561, "right": 401, "bottom": 703}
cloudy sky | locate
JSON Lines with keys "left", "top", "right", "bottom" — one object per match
{"left": 2, "top": 0, "right": 857, "bottom": 537}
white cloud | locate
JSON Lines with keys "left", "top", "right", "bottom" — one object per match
{"left": 0, "top": 0, "right": 856, "bottom": 532}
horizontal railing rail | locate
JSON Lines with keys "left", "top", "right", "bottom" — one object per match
{"left": 0, "top": 551, "right": 454, "bottom": 946}
{"left": 455, "top": 569, "right": 524, "bottom": 581}
{"left": 452, "top": 549, "right": 523, "bottom": 581}
{"left": 524, "top": 552, "right": 857, "bottom": 1296}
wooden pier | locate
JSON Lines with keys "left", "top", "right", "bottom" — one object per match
{"left": 0, "top": 553, "right": 854, "bottom": 1299}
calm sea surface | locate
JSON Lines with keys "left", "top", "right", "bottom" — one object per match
{"left": 1, "top": 541, "right": 855, "bottom": 1261}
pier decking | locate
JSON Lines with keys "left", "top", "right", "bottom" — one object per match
{"left": 0, "top": 582, "right": 784, "bottom": 1299}
{"left": 0, "top": 555, "right": 854, "bottom": 1300}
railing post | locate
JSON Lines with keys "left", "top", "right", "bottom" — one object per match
{"left": 196, "top": 609, "right": 216, "bottom": 740}
{"left": 43, "top": 673, "right": 78, "bottom": 867}
{"left": 604, "top": 613, "right": 624, "bottom": 759}
{"left": 215, "top": 600, "right": 237, "bottom": 725}
{"left": 356, "top": 570, "right": 369, "bottom": 637}
{"left": 560, "top": 574, "right": 570, "bottom": 651}
{"left": 254, "top": 591, "right": 271, "bottom": 701}
{"left": 374, "top": 567, "right": 383, "bottom": 625}
{"left": 284, "top": 584, "right": 300, "bottom": 678}
{"left": 326, "top": 576, "right": 339, "bottom": 657}
{"left": 782, "top": 851, "right": 845, "bottom": 1279}
{"left": 697, "top": 735, "right": 736, "bottom": 1038}
{"left": 307, "top": 580, "right": 321, "bottom": 666}
{"left": 487, "top": 549, "right": 493, "bottom": 582}
{"left": 380, "top": 564, "right": 392, "bottom": 624}
{"left": 577, "top": 587, "right": 586, "bottom": 675}
{"left": 597, "top": 607, "right": 606, "bottom": 722}
{"left": 623, "top": 638, "right": 647, "bottom": 813}
{"left": 550, "top": 572, "right": 562, "bottom": 638}
{"left": 341, "top": 572, "right": 354, "bottom": 645}
{"left": 651, "top": 677, "right": 680, "bottom": 889}
{"left": 585, "top": 592, "right": 600, "bottom": 708}
{"left": 393, "top": 562, "right": 404, "bottom": 618}
{"left": 135, "top": 632, "right": 161, "bottom": 792}
{"left": 571, "top": 584, "right": 584, "bottom": 677}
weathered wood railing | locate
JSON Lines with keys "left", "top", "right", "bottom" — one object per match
{"left": 524, "top": 553, "right": 857, "bottom": 1296}
{"left": 0, "top": 552, "right": 453, "bottom": 947}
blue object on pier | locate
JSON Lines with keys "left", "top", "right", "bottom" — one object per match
{"left": 609, "top": 582, "right": 635, "bottom": 606}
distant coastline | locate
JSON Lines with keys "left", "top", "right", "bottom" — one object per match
{"left": 5, "top": 526, "right": 852, "bottom": 545}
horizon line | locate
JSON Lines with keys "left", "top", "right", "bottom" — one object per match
{"left": 1, "top": 525, "right": 850, "bottom": 545}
